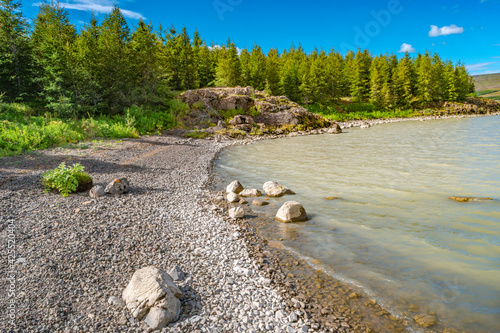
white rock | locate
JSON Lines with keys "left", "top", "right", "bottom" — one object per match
{"left": 228, "top": 207, "right": 245, "bottom": 219}
{"left": 263, "top": 181, "right": 295, "bottom": 197}
{"left": 239, "top": 189, "right": 262, "bottom": 197}
{"left": 167, "top": 265, "right": 185, "bottom": 282}
{"left": 122, "top": 266, "right": 182, "bottom": 330}
{"left": 227, "top": 192, "right": 240, "bottom": 203}
{"left": 275, "top": 201, "right": 307, "bottom": 223}
{"left": 226, "top": 180, "right": 244, "bottom": 194}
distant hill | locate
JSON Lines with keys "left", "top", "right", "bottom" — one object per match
{"left": 473, "top": 73, "right": 500, "bottom": 100}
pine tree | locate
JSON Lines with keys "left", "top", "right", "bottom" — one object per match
{"left": 369, "top": 56, "right": 384, "bottom": 107}
{"left": 31, "top": 2, "right": 77, "bottom": 116}
{"left": 416, "top": 51, "right": 433, "bottom": 105}
{"left": 215, "top": 39, "right": 241, "bottom": 87}
{"left": 455, "top": 61, "right": 470, "bottom": 101}
{"left": 248, "top": 43, "right": 266, "bottom": 90}
{"left": 350, "top": 49, "right": 371, "bottom": 102}
{"left": 431, "top": 53, "right": 445, "bottom": 101}
{"left": 239, "top": 48, "right": 251, "bottom": 86}
{"left": 0, "top": 0, "right": 30, "bottom": 101}
{"left": 325, "top": 50, "right": 344, "bottom": 101}
{"left": 280, "top": 48, "right": 301, "bottom": 102}
{"left": 178, "top": 26, "right": 196, "bottom": 90}
{"left": 265, "top": 48, "right": 281, "bottom": 95}
{"left": 393, "top": 52, "right": 414, "bottom": 107}
{"left": 443, "top": 60, "right": 458, "bottom": 101}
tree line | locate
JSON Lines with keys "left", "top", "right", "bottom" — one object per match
{"left": 0, "top": 0, "right": 475, "bottom": 118}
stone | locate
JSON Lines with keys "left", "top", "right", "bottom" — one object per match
{"left": 89, "top": 185, "right": 105, "bottom": 198}
{"left": 227, "top": 192, "right": 240, "bottom": 203}
{"left": 122, "top": 266, "right": 182, "bottom": 330}
{"left": 449, "top": 196, "right": 493, "bottom": 202}
{"left": 229, "top": 115, "right": 254, "bottom": 126}
{"left": 108, "top": 296, "right": 125, "bottom": 309}
{"left": 105, "top": 178, "right": 129, "bottom": 195}
{"left": 325, "top": 197, "right": 339, "bottom": 200}
{"left": 413, "top": 313, "right": 436, "bottom": 328}
{"left": 239, "top": 198, "right": 248, "bottom": 204}
{"left": 360, "top": 122, "right": 371, "bottom": 128}
{"left": 167, "top": 265, "right": 185, "bottom": 282}
{"left": 327, "top": 123, "right": 342, "bottom": 134}
{"left": 263, "top": 181, "right": 295, "bottom": 197}
{"left": 276, "top": 201, "right": 307, "bottom": 223}
{"left": 239, "top": 189, "right": 262, "bottom": 197}
{"left": 226, "top": 180, "right": 244, "bottom": 194}
{"left": 228, "top": 207, "right": 245, "bottom": 219}
{"left": 252, "top": 199, "right": 269, "bottom": 206}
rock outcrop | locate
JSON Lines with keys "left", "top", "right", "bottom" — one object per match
{"left": 178, "top": 87, "right": 334, "bottom": 134}
{"left": 276, "top": 201, "right": 307, "bottom": 223}
{"left": 122, "top": 266, "right": 182, "bottom": 330}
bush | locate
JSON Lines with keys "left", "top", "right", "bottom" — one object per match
{"left": 185, "top": 130, "right": 209, "bottom": 139}
{"left": 42, "top": 162, "right": 93, "bottom": 197}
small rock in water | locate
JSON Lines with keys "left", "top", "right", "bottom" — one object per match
{"left": 228, "top": 207, "right": 245, "bottom": 219}
{"left": 413, "top": 313, "right": 436, "bottom": 328}
{"left": 263, "top": 181, "right": 295, "bottom": 197}
{"left": 449, "top": 196, "right": 493, "bottom": 202}
{"left": 239, "top": 189, "right": 262, "bottom": 197}
{"left": 89, "top": 185, "right": 105, "bottom": 198}
{"left": 276, "top": 201, "right": 307, "bottom": 223}
{"left": 226, "top": 180, "right": 244, "bottom": 194}
{"left": 252, "top": 199, "right": 268, "bottom": 206}
{"left": 325, "top": 196, "right": 339, "bottom": 200}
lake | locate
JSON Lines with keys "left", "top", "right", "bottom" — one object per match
{"left": 215, "top": 115, "right": 500, "bottom": 332}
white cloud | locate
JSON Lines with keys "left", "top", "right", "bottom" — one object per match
{"left": 33, "top": 0, "right": 144, "bottom": 20}
{"left": 398, "top": 43, "right": 416, "bottom": 53}
{"left": 428, "top": 24, "right": 464, "bottom": 37}
{"left": 208, "top": 45, "right": 243, "bottom": 56}
{"left": 465, "top": 62, "right": 497, "bottom": 72}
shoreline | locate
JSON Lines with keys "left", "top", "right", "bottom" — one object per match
{"left": 206, "top": 113, "right": 500, "bottom": 332}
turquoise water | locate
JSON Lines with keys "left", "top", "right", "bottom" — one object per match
{"left": 215, "top": 116, "right": 500, "bottom": 332}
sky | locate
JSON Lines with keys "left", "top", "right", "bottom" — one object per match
{"left": 22, "top": 0, "right": 500, "bottom": 75}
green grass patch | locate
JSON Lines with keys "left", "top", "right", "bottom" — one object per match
{"left": 476, "top": 90, "right": 500, "bottom": 96}
{"left": 484, "top": 95, "right": 500, "bottom": 101}
{"left": 0, "top": 102, "right": 183, "bottom": 156}
{"left": 185, "top": 130, "right": 210, "bottom": 139}
{"left": 306, "top": 103, "right": 421, "bottom": 121}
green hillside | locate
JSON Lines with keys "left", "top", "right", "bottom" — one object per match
{"left": 473, "top": 73, "right": 500, "bottom": 100}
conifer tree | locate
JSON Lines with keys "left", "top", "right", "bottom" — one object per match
{"left": 443, "top": 60, "right": 458, "bottom": 101}
{"left": 215, "top": 39, "right": 241, "bottom": 87}
{"left": 394, "top": 52, "right": 414, "bottom": 107}
{"left": 239, "top": 48, "right": 251, "bottom": 86}
{"left": 265, "top": 48, "right": 281, "bottom": 95}
{"left": 31, "top": 2, "right": 77, "bottom": 116}
{"left": 350, "top": 49, "right": 371, "bottom": 102}
{"left": 416, "top": 51, "right": 433, "bottom": 105}
{"left": 0, "top": 0, "right": 30, "bottom": 100}
{"left": 325, "top": 50, "right": 344, "bottom": 101}
{"left": 248, "top": 43, "right": 266, "bottom": 90}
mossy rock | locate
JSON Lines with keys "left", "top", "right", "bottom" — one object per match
{"left": 74, "top": 172, "right": 93, "bottom": 192}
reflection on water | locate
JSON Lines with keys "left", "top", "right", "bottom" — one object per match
{"left": 215, "top": 116, "right": 500, "bottom": 332}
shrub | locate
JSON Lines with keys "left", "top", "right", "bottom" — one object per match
{"left": 185, "top": 130, "right": 209, "bottom": 139}
{"left": 42, "top": 162, "right": 93, "bottom": 197}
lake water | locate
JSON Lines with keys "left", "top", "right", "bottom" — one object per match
{"left": 215, "top": 116, "right": 500, "bottom": 332}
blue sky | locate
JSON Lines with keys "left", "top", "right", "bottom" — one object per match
{"left": 23, "top": 0, "right": 500, "bottom": 75}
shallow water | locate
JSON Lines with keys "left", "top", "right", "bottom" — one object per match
{"left": 215, "top": 116, "right": 500, "bottom": 332}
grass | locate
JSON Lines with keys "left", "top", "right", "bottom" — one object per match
{"left": 476, "top": 89, "right": 500, "bottom": 96}
{"left": 473, "top": 73, "right": 500, "bottom": 92}
{"left": 306, "top": 103, "right": 421, "bottom": 121}
{"left": 0, "top": 102, "right": 182, "bottom": 157}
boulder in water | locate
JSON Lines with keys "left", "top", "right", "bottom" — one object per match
{"left": 275, "top": 201, "right": 307, "bottom": 223}
{"left": 226, "top": 180, "right": 244, "bottom": 194}
{"left": 263, "top": 181, "right": 295, "bottom": 197}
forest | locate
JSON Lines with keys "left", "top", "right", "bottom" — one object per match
{"left": 0, "top": 0, "right": 477, "bottom": 155}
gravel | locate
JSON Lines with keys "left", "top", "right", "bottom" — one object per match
{"left": 0, "top": 135, "right": 322, "bottom": 333}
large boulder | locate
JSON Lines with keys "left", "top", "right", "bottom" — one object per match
{"left": 275, "top": 201, "right": 307, "bottom": 223}
{"left": 263, "top": 181, "right": 295, "bottom": 197}
{"left": 226, "top": 180, "right": 244, "bottom": 194}
{"left": 229, "top": 115, "right": 254, "bottom": 126}
{"left": 239, "top": 189, "right": 262, "bottom": 197}
{"left": 122, "top": 266, "right": 182, "bottom": 330}
{"left": 327, "top": 123, "right": 342, "bottom": 134}
{"left": 105, "top": 178, "right": 129, "bottom": 195}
